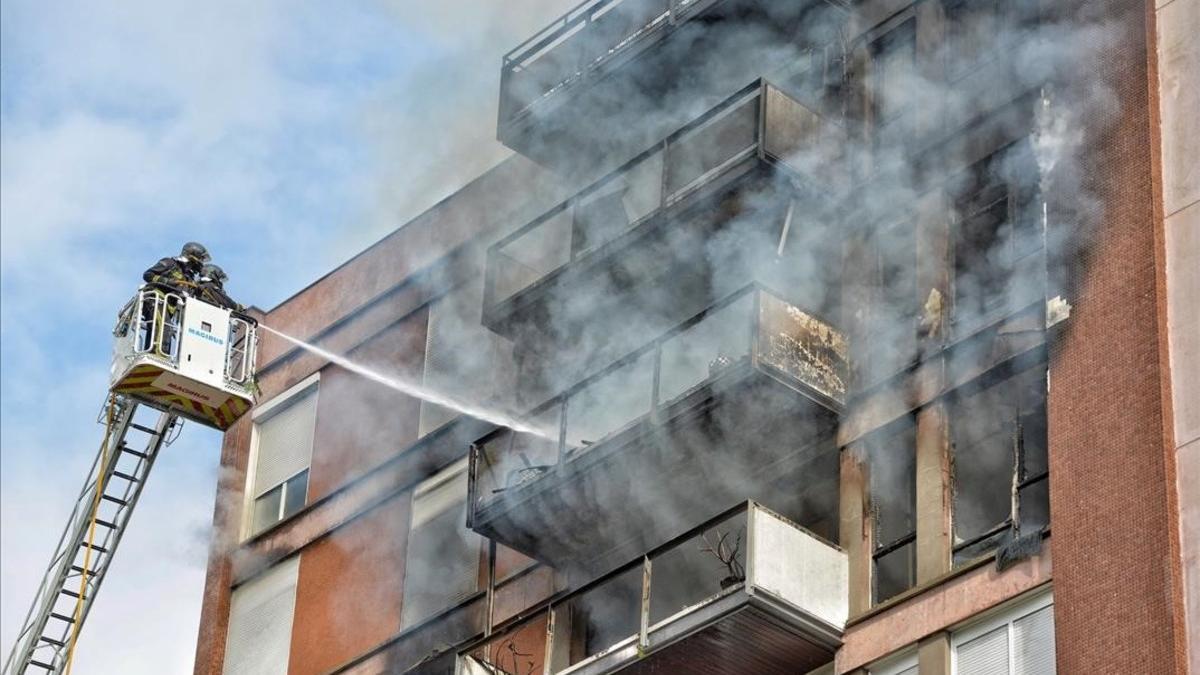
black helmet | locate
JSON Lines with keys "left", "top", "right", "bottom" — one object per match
{"left": 181, "top": 242, "right": 210, "bottom": 265}
{"left": 200, "top": 263, "right": 227, "bottom": 284}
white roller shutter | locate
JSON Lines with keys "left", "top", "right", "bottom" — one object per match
{"left": 952, "top": 591, "right": 1055, "bottom": 675}
{"left": 253, "top": 386, "right": 318, "bottom": 496}
{"left": 957, "top": 626, "right": 1009, "bottom": 675}
{"left": 400, "top": 460, "right": 482, "bottom": 628}
{"left": 223, "top": 556, "right": 299, "bottom": 675}
{"left": 1013, "top": 605, "right": 1055, "bottom": 674}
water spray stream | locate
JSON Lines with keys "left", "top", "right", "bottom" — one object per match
{"left": 260, "top": 325, "right": 552, "bottom": 438}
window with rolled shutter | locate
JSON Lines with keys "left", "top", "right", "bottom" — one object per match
{"left": 400, "top": 459, "right": 483, "bottom": 628}
{"left": 419, "top": 279, "right": 515, "bottom": 438}
{"left": 249, "top": 383, "right": 318, "bottom": 535}
{"left": 869, "top": 650, "right": 917, "bottom": 675}
{"left": 952, "top": 591, "right": 1054, "bottom": 675}
{"left": 1013, "top": 606, "right": 1055, "bottom": 674}
{"left": 957, "top": 626, "right": 1009, "bottom": 675}
{"left": 223, "top": 556, "right": 299, "bottom": 675}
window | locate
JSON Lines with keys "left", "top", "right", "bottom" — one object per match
{"left": 867, "top": 417, "right": 917, "bottom": 603}
{"left": 248, "top": 380, "right": 318, "bottom": 536}
{"left": 870, "top": 650, "right": 918, "bottom": 675}
{"left": 400, "top": 459, "right": 484, "bottom": 629}
{"left": 952, "top": 590, "right": 1055, "bottom": 674}
{"left": 865, "top": 220, "right": 918, "bottom": 384}
{"left": 871, "top": 20, "right": 917, "bottom": 149}
{"left": 952, "top": 140, "right": 1042, "bottom": 330}
{"left": 949, "top": 364, "right": 1048, "bottom": 566}
{"left": 943, "top": 0, "right": 1005, "bottom": 80}
{"left": 223, "top": 556, "right": 299, "bottom": 675}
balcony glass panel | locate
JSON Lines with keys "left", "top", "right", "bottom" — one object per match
{"left": 552, "top": 566, "right": 643, "bottom": 671}
{"left": 664, "top": 93, "right": 759, "bottom": 197}
{"left": 572, "top": 149, "right": 664, "bottom": 258}
{"left": 486, "top": 83, "right": 837, "bottom": 325}
{"left": 459, "top": 503, "right": 848, "bottom": 675}
{"left": 475, "top": 405, "right": 562, "bottom": 511}
{"left": 564, "top": 350, "right": 656, "bottom": 455}
{"left": 493, "top": 207, "right": 574, "bottom": 304}
{"left": 757, "top": 291, "right": 848, "bottom": 405}
{"left": 462, "top": 613, "right": 549, "bottom": 675}
{"left": 763, "top": 84, "right": 840, "bottom": 179}
{"left": 472, "top": 285, "right": 847, "bottom": 520}
{"left": 648, "top": 509, "right": 747, "bottom": 626}
{"left": 501, "top": 0, "right": 675, "bottom": 121}
{"left": 657, "top": 293, "right": 754, "bottom": 405}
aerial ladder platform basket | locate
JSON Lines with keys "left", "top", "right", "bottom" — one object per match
{"left": 4, "top": 284, "right": 259, "bottom": 674}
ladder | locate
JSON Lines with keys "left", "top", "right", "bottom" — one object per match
{"left": 3, "top": 397, "right": 180, "bottom": 675}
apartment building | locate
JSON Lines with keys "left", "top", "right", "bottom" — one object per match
{"left": 194, "top": 0, "right": 1198, "bottom": 673}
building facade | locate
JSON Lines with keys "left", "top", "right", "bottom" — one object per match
{"left": 194, "top": 0, "right": 1198, "bottom": 673}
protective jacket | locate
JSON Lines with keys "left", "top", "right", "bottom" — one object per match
{"left": 143, "top": 257, "right": 194, "bottom": 292}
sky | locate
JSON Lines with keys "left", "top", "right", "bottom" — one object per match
{"left": 0, "top": 0, "right": 566, "bottom": 671}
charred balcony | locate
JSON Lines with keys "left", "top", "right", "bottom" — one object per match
{"left": 458, "top": 501, "right": 847, "bottom": 675}
{"left": 498, "top": 0, "right": 846, "bottom": 169}
{"left": 484, "top": 81, "right": 845, "bottom": 344}
{"left": 467, "top": 285, "right": 847, "bottom": 572}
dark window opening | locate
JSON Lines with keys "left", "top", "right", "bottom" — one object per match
{"left": 949, "top": 363, "right": 1048, "bottom": 566}
{"left": 952, "top": 139, "right": 1042, "bottom": 330}
{"left": 868, "top": 418, "right": 917, "bottom": 603}
{"left": 943, "top": 0, "right": 1005, "bottom": 80}
{"left": 870, "top": 19, "right": 917, "bottom": 151}
{"left": 864, "top": 220, "right": 918, "bottom": 384}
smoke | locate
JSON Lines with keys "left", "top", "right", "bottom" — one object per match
{"left": 260, "top": 324, "right": 553, "bottom": 438}
{"left": 233, "top": 0, "right": 1136, "bottom": 669}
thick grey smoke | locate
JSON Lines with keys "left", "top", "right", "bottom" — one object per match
{"left": 237, "top": 1, "right": 1132, "bottom": 670}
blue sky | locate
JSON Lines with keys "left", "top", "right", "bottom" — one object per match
{"left": 0, "top": 0, "right": 564, "bottom": 670}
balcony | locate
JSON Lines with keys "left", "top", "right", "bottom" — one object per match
{"left": 457, "top": 501, "right": 847, "bottom": 675}
{"left": 467, "top": 285, "right": 847, "bottom": 571}
{"left": 497, "top": 0, "right": 847, "bottom": 167}
{"left": 484, "top": 80, "right": 844, "bottom": 343}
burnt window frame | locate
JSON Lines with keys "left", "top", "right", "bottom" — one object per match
{"left": 950, "top": 137, "right": 1043, "bottom": 333}
{"left": 867, "top": 415, "right": 919, "bottom": 604}
{"left": 947, "top": 360, "right": 1049, "bottom": 566}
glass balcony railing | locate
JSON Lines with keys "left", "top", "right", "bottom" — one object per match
{"left": 484, "top": 80, "right": 840, "bottom": 318}
{"left": 468, "top": 284, "right": 847, "bottom": 518}
{"left": 457, "top": 501, "right": 847, "bottom": 675}
{"left": 499, "top": 0, "right": 718, "bottom": 126}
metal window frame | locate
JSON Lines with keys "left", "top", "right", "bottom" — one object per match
{"left": 947, "top": 362, "right": 1049, "bottom": 561}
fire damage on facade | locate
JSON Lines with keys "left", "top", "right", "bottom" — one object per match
{"left": 194, "top": 0, "right": 1197, "bottom": 674}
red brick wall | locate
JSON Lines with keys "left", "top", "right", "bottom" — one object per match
{"left": 1046, "top": 0, "right": 1182, "bottom": 671}
{"left": 194, "top": 414, "right": 254, "bottom": 674}
{"left": 289, "top": 496, "right": 410, "bottom": 675}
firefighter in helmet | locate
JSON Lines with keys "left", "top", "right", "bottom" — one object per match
{"left": 138, "top": 242, "right": 210, "bottom": 354}
{"left": 197, "top": 263, "right": 244, "bottom": 312}
{"left": 143, "top": 241, "right": 210, "bottom": 294}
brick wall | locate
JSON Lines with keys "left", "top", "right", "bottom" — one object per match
{"left": 1046, "top": 0, "right": 1182, "bottom": 671}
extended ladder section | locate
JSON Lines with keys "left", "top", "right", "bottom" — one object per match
{"left": 3, "top": 399, "right": 180, "bottom": 675}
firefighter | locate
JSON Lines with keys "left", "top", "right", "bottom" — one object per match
{"left": 139, "top": 242, "right": 209, "bottom": 354}
{"left": 197, "top": 263, "right": 244, "bottom": 312}
{"left": 142, "top": 241, "right": 210, "bottom": 294}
